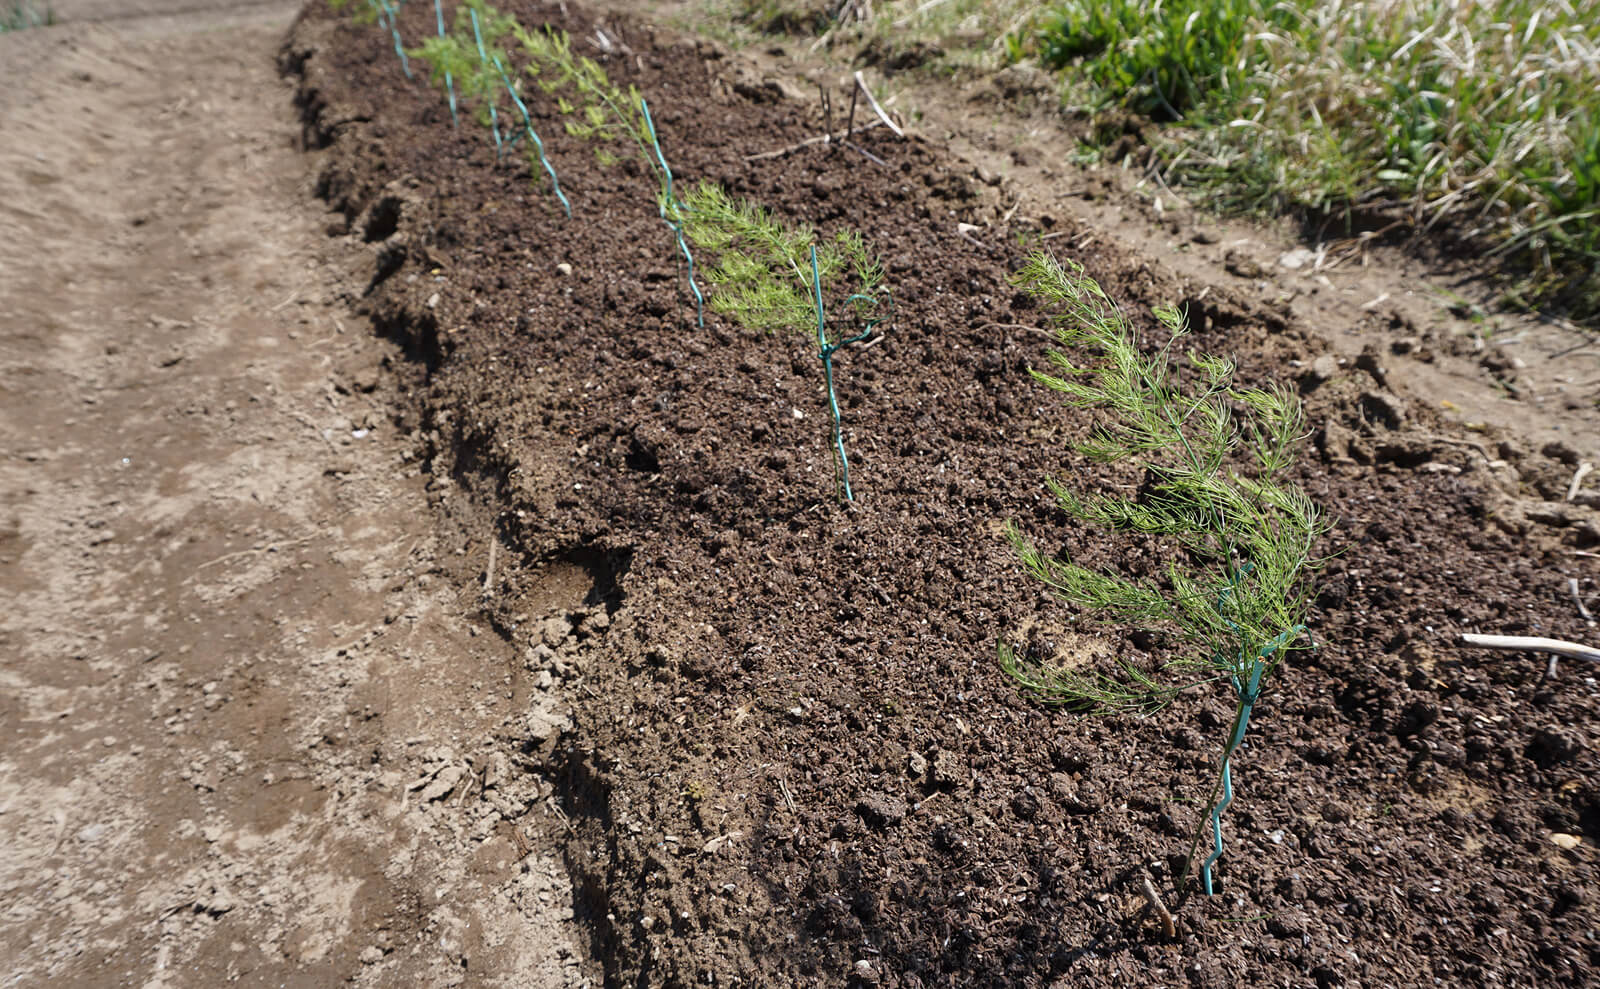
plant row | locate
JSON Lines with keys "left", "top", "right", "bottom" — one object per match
{"left": 334, "top": 0, "right": 889, "bottom": 501}
{"left": 330, "top": 0, "right": 1326, "bottom": 913}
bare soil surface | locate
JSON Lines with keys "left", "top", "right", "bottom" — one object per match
{"left": 285, "top": 2, "right": 1600, "bottom": 987}
{"left": 1, "top": 4, "right": 583, "bottom": 986}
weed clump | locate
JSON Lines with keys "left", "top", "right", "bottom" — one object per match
{"left": 1003, "top": 252, "right": 1327, "bottom": 900}
{"left": 1028, "top": 0, "right": 1600, "bottom": 318}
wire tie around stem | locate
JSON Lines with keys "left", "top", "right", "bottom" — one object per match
{"left": 1199, "top": 609, "right": 1306, "bottom": 895}
{"left": 468, "top": 7, "right": 505, "bottom": 160}
{"left": 375, "top": 0, "right": 413, "bottom": 79}
{"left": 639, "top": 97, "right": 703, "bottom": 328}
{"left": 811, "top": 256, "right": 884, "bottom": 502}
{"left": 489, "top": 52, "right": 571, "bottom": 217}
{"left": 433, "top": 0, "right": 458, "bottom": 128}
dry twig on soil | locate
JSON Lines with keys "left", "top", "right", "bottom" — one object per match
{"left": 852, "top": 70, "right": 904, "bottom": 138}
{"left": 1141, "top": 875, "right": 1177, "bottom": 938}
{"left": 1460, "top": 633, "right": 1600, "bottom": 664}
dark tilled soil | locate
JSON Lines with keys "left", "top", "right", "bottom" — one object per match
{"left": 283, "top": 3, "right": 1599, "bottom": 985}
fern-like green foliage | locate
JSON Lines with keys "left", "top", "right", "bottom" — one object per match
{"left": 329, "top": 0, "right": 379, "bottom": 25}
{"left": 1004, "top": 252, "right": 1326, "bottom": 712}
{"left": 674, "top": 182, "right": 885, "bottom": 336}
{"left": 512, "top": 26, "right": 652, "bottom": 166}
{"left": 408, "top": 0, "right": 517, "bottom": 130}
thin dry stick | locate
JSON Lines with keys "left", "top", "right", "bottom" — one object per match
{"left": 743, "top": 120, "right": 883, "bottom": 161}
{"left": 1141, "top": 875, "right": 1177, "bottom": 938}
{"left": 845, "top": 80, "right": 859, "bottom": 145}
{"left": 853, "top": 70, "right": 905, "bottom": 138}
{"left": 844, "top": 141, "right": 888, "bottom": 166}
{"left": 1566, "top": 461, "right": 1593, "bottom": 501}
{"left": 483, "top": 537, "right": 498, "bottom": 597}
{"left": 196, "top": 536, "right": 312, "bottom": 571}
{"left": 1569, "top": 577, "right": 1594, "bottom": 625}
{"left": 1422, "top": 433, "right": 1494, "bottom": 461}
{"left": 894, "top": 0, "right": 953, "bottom": 27}
{"left": 1460, "top": 633, "right": 1600, "bottom": 664}
{"left": 809, "top": 0, "right": 861, "bottom": 53}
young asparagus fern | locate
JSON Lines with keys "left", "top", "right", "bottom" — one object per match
{"left": 409, "top": 1, "right": 517, "bottom": 148}
{"left": 409, "top": 4, "right": 701, "bottom": 310}
{"left": 1002, "top": 252, "right": 1327, "bottom": 903}
{"left": 676, "top": 182, "right": 890, "bottom": 499}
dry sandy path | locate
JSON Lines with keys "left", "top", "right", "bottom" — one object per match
{"left": 1, "top": 4, "right": 581, "bottom": 986}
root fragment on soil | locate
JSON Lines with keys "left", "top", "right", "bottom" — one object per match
{"left": 1141, "top": 875, "right": 1177, "bottom": 938}
{"left": 1567, "top": 460, "right": 1593, "bottom": 501}
{"left": 1568, "top": 577, "right": 1594, "bottom": 626}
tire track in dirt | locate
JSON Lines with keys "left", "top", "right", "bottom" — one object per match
{"left": 0, "top": 7, "right": 585, "bottom": 987}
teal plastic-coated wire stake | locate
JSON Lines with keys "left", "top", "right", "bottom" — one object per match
{"left": 810, "top": 250, "right": 882, "bottom": 503}
{"left": 1199, "top": 563, "right": 1308, "bottom": 895}
{"left": 433, "top": 0, "right": 458, "bottom": 128}
{"left": 640, "top": 98, "right": 703, "bottom": 328}
{"left": 489, "top": 53, "right": 571, "bottom": 218}
{"left": 375, "top": 0, "right": 413, "bottom": 80}
{"left": 469, "top": 7, "right": 505, "bottom": 160}
{"left": 1201, "top": 658, "right": 1262, "bottom": 896}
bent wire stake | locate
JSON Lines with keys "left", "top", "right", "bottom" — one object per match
{"left": 433, "top": 0, "right": 458, "bottom": 128}
{"left": 1202, "top": 658, "right": 1263, "bottom": 896}
{"left": 1200, "top": 567, "right": 1306, "bottom": 895}
{"left": 639, "top": 97, "right": 703, "bottom": 328}
{"left": 810, "top": 249, "right": 881, "bottom": 503}
{"left": 469, "top": 7, "right": 505, "bottom": 159}
{"left": 489, "top": 53, "right": 571, "bottom": 217}
{"left": 375, "top": 0, "right": 413, "bottom": 80}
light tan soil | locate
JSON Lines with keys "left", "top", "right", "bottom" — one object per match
{"left": 0, "top": 4, "right": 582, "bottom": 986}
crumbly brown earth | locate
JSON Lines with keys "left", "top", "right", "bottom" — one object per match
{"left": 282, "top": 1, "right": 1598, "bottom": 986}
{"left": 5, "top": 1, "right": 1598, "bottom": 987}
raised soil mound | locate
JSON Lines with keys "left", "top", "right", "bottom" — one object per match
{"left": 283, "top": 2, "right": 1599, "bottom": 985}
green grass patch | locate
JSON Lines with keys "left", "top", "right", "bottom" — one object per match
{"left": 714, "top": 0, "right": 1600, "bottom": 318}
{"left": 1026, "top": 0, "right": 1600, "bottom": 318}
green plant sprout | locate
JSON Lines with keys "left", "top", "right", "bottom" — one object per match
{"left": 328, "top": 0, "right": 375, "bottom": 24}
{"left": 676, "top": 182, "right": 890, "bottom": 500}
{"left": 407, "top": 3, "right": 702, "bottom": 308}
{"left": 403, "top": 2, "right": 569, "bottom": 212}
{"left": 513, "top": 26, "right": 650, "bottom": 158}
{"left": 1001, "top": 252, "right": 1326, "bottom": 903}
{"left": 410, "top": 1, "right": 517, "bottom": 154}
{"left": 1, "top": 0, "right": 53, "bottom": 31}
